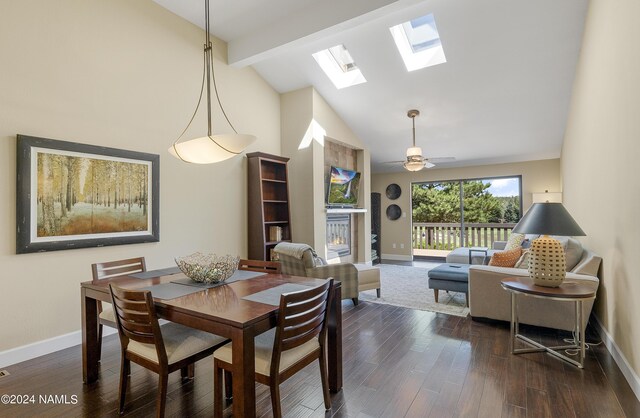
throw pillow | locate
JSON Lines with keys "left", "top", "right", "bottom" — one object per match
{"left": 488, "top": 247, "right": 523, "bottom": 267}
{"left": 504, "top": 233, "right": 525, "bottom": 250}
{"left": 550, "top": 236, "right": 583, "bottom": 271}
{"left": 514, "top": 249, "right": 530, "bottom": 269}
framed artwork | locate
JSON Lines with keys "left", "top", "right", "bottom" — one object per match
{"left": 16, "top": 135, "right": 160, "bottom": 253}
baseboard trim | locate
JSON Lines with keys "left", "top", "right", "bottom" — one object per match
{"left": 0, "top": 327, "right": 117, "bottom": 369}
{"left": 593, "top": 314, "right": 640, "bottom": 402}
{"left": 381, "top": 254, "right": 413, "bottom": 261}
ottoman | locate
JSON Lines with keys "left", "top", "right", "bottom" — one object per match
{"left": 427, "top": 263, "right": 470, "bottom": 306}
{"left": 355, "top": 264, "right": 381, "bottom": 298}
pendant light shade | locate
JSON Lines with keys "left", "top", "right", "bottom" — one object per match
{"left": 169, "top": 134, "right": 256, "bottom": 164}
{"left": 169, "top": 0, "right": 255, "bottom": 164}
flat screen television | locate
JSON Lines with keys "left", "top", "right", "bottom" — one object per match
{"left": 327, "top": 166, "right": 361, "bottom": 206}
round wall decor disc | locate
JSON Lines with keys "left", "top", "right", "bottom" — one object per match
{"left": 386, "top": 204, "right": 401, "bottom": 220}
{"left": 386, "top": 184, "right": 401, "bottom": 200}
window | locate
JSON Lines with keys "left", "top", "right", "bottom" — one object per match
{"left": 412, "top": 176, "right": 522, "bottom": 254}
{"left": 312, "top": 44, "right": 367, "bottom": 89}
{"left": 389, "top": 13, "right": 447, "bottom": 72}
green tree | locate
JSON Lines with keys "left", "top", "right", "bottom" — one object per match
{"left": 462, "top": 181, "right": 502, "bottom": 223}
{"left": 503, "top": 196, "right": 520, "bottom": 222}
{"left": 412, "top": 180, "right": 509, "bottom": 223}
{"left": 412, "top": 182, "right": 461, "bottom": 223}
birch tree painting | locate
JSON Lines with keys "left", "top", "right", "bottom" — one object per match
{"left": 36, "top": 152, "right": 150, "bottom": 237}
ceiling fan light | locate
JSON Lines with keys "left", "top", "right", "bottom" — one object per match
{"left": 406, "top": 146, "right": 422, "bottom": 157}
{"left": 403, "top": 160, "right": 425, "bottom": 171}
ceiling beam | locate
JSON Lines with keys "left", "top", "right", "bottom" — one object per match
{"left": 227, "top": 0, "right": 411, "bottom": 67}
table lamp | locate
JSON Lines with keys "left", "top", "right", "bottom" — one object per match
{"left": 512, "top": 202, "right": 586, "bottom": 287}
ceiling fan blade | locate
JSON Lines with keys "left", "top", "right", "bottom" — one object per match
{"left": 382, "top": 160, "right": 405, "bottom": 164}
{"left": 427, "top": 157, "right": 455, "bottom": 163}
{"left": 424, "top": 161, "right": 436, "bottom": 168}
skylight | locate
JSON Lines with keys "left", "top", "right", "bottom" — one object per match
{"left": 390, "top": 13, "right": 446, "bottom": 72}
{"left": 312, "top": 44, "right": 366, "bottom": 89}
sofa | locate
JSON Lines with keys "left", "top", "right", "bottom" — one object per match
{"left": 466, "top": 237, "right": 602, "bottom": 331}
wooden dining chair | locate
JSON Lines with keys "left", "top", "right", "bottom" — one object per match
{"left": 109, "top": 284, "right": 228, "bottom": 417}
{"left": 91, "top": 257, "right": 146, "bottom": 360}
{"left": 238, "top": 259, "right": 282, "bottom": 274}
{"left": 213, "top": 279, "right": 334, "bottom": 418}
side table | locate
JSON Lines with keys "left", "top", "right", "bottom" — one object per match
{"left": 501, "top": 277, "right": 597, "bottom": 368}
{"left": 468, "top": 247, "right": 488, "bottom": 264}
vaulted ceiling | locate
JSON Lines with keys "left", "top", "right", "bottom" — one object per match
{"left": 153, "top": 0, "right": 589, "bottom": 172}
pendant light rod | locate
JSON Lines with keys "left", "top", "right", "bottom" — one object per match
{"left": 407, "top": 109, "right": 419, "bottom": 147}
{"left": 170, "top": 0, "right": 255, "bottom": 164}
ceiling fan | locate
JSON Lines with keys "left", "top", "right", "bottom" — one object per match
{"left": 383, "top": 109, "right": 455, "bottom": 171}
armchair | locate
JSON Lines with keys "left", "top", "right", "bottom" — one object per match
{"left": 274, "top": 243, "right": 360, "bottom": 305}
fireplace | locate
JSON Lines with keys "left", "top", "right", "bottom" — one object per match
{"left": 326, "top": 214, "right": 351, "bottom": 259}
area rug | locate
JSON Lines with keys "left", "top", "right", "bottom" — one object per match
{"left": 359, "top": 263, "right": 470, "bottom": 317}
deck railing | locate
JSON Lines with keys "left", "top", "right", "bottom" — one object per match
{"left": 412, "top": 222, "right": 516, "bottom": 250}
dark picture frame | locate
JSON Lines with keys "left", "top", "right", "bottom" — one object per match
{"left": 16, "top": 135, "right": 160, "bottom": 253}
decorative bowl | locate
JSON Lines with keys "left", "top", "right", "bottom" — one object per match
{"left": 175, "top": 252, "right": 239, "bottom": 284}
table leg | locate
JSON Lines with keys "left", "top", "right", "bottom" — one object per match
{"left": 327, "top": 285, "right": 343, "bottom": 393}
{"left": 510, "top": 292, "right": 516, "bottom": 354}
{"left": 82, "top": 288, "right": 99, "bottom": 384}
{"left": 577, "top": 300, "right": 585, "bottom": 368}
{"left": 231, "top": 327, "right": 256, "bottom": 418}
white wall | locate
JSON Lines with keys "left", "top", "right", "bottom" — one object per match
{"left": 281, "top": 87, "right": 371, "bottom": 262}
{"left": 0, "top": 0, "right": 280, "bottom": 353}
{"left": 372, "top": 159, "right": 561, "bottom": 259}
{"left": 561, "top": 0, "right": 640, "bottom": 382}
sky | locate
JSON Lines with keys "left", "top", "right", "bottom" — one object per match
{"left": 482, "top": 178, "right": 519, "bottom": 197}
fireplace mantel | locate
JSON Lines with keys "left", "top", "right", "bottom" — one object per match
{"left": 326, "top": 208, "right": 367, "bottom": 214}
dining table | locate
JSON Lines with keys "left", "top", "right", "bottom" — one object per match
{"left": 81, "top": 269, "right": 343, "bottom": 417}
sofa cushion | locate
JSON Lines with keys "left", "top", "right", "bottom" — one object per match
{"left": 505, "top": 233, "right": 525, "bottom": 250}
{"left": 550, "top": 236, "right": 583, "bottom": 271}
{"left": 488, "top": 247, "right": 522, "bottom": 267}
{"left": 514, "top": 249, "right": 530, "bottom": 269}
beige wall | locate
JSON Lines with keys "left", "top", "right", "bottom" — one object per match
{"left": 372, "top": 159, "right": 561, "bottom": 259}
{"left": 561, "top": 0, "right": 640, "bottom": 377}
{"left": 0, "top": 0, "right": 280, "bottom": 352}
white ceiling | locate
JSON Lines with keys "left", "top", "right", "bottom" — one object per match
{"left": 153, "top": 0, "right": 589, "bottom": 173}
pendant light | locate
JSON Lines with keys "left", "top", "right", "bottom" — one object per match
{"left": 169, "top": 0, "right": 256, "bottom": 164}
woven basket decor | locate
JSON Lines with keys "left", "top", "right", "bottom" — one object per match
{"left": 528, "top": 236, "right": 566, "bottom": 287}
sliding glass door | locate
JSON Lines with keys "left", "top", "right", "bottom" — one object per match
{"left": 412, "top": 176, "right": 522, "bottom": 257}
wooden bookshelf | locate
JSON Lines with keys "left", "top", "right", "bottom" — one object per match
{"left": 371, "top": 192, "right": 381, "bottom": 264}
{"left": 247, "top": 152, "right": 292, "bottom": 261}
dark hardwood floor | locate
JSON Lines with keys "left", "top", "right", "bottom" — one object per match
{"left": 0, "top": 301, "right": 637, "bottom": 417}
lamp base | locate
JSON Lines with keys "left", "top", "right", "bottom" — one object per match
{"left": 528, "top": 235, "right": 566, "bottom": 287}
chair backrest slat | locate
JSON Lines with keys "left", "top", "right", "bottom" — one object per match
{"left": 281, "top": 323, "right": 324, "bottom": 352}
{"left": 283, "top": 302, "right": 327, "bottom": 328}
{"left": 271, "top": 279, "right": 333, "bottom": 374}
{"left": 238, "top": 259, "right": 282, "bottom": 274}
{"left": 92, "top": 257, "right": 146, "bottom": 283}
{"left": 110, "top": 284, "right": 166, "bottom": 359}
{"left": 282, "top": 313, "right": 325, "bottom": 342}
{"left": 282, "top": 293, "right": 326, "bottom": 316}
